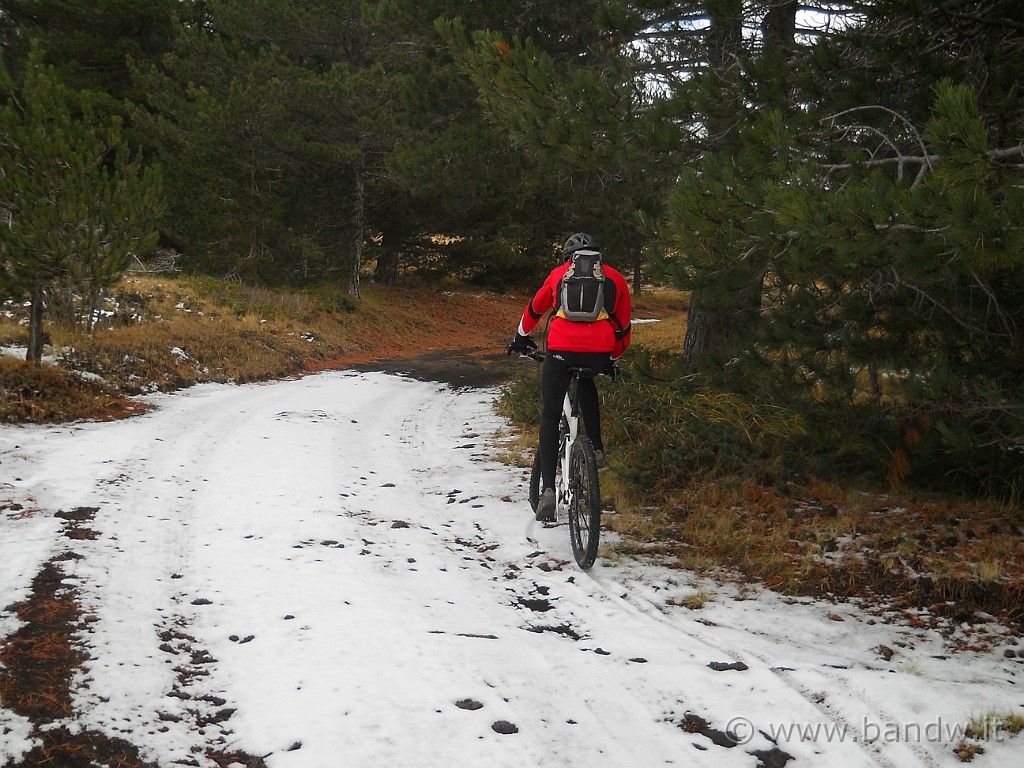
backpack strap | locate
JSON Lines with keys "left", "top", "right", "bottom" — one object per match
{"left": 603, "top": 280, "right": 628, "bottom": 339}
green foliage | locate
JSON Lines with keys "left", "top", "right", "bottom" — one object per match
{"left": 437, "top": 7, "right": 685, "bottom": 266}
{"left": 306, "top": 285, "right": 359, "bottom": 316}
{"left": 365, "top": 1, "right": 559, "bottom": 285}
{"left": 656, "top": 110, "right": 792, "bottom": 368}
{"left": 664, "top": 70, "right": 1024, "bottom": 501}
{"left": 495, "top": 365, "right": 542, "bottom": 428}
{"left": 0, "top": 42, "right": 164, "bottom": 358}
{"left": 499, "top": 349, "right": 808, "bottom": 502}
{"left": 129, "top": 1, "right": 375, "bottom": 287}
{"left": 177, "top": 277, "right": 356, "bottom": 321}
{"left": 634, "top": 0, "right": 1024, "bottom": 504}
{"left": 600, "top": 353, "right": 811, "bottom": 497}
{"left": 0, "top": 0, "right": 178, "bottom": 105}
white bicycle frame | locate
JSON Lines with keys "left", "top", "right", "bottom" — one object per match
{"left": 555, "top": 390, "right": 578, "bottom": 513}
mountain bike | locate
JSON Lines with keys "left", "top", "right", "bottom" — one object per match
{"left": 522, "top": 349, "right": 605, "bottom": 570}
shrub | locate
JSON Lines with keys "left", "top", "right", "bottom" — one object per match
{"left": 0, "top": 358, "right": 143, "bottom": 423}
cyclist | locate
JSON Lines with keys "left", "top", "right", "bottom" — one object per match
{"left": 507, "top": 232, "right": 632, "bottom": 522}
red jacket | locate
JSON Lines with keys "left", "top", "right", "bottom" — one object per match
{"left": 518, "top": 260, "right": 632, "bottom": 358}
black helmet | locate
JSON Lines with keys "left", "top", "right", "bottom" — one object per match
{"left": 562, "top": 232, "right": 599, "bottom": 260}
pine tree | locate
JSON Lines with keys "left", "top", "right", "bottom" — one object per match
{"left": 0, "top": 0, "right": 179, "bottom": 108}
{"left": 662, "top": 1, "right": 1024, "bottom": 497}
{"left": 0, "top": 43, "right": 163, "bottom": 362}
{"left": 130, "top": 0, "right": 376, "bottom": 292}
{"left": 363, "top": 0, "right": 552, "bottom": 287}
{"left": 765, "top": 81, "right": 1024, "bottom": 497}
{"left": 437, "top": 1, "right": 689, "bottom": 289}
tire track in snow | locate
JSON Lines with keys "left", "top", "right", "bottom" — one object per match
{"left": 582, "top": 568, "right": 949, "bottom": 768}
{"left": 65, "top": 380, "right": 327, "bottom": 765}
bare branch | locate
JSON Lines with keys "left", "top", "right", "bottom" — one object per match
{"left": 824, "top": 105, "right": 933, "bottom": 178}
{"left": 991, "top": 144, "right": 1024, "bottom": 160}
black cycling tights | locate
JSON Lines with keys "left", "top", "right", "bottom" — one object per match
{"left": 539, "top": 350, "right": 610, "bottom": 491}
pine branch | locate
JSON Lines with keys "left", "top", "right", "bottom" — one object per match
{"left": 866, "top": 266, "right": 1017, "bottom": 341}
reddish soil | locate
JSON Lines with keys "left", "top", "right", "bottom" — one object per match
{"left": 307, "top": 289, "right": 528, "bottom": 387}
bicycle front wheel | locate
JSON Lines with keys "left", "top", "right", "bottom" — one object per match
{"left": 528, "top": 449, "right": 541, "bottom": 514}
{"left": 567, "top": 436, "right": 602, "bottom": 569}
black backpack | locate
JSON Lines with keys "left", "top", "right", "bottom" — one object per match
{"left": 556, "top": 250, "right": 611, "bottom": 322}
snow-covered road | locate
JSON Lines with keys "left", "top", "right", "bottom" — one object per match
{"left": 2, "top": 370, "right": 1022, "bottom": 768}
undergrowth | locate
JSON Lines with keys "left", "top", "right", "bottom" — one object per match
{"left": 497, "top": 336, "right": 1024, "bottom": 637}
{"left": 0, "top": 358, "right": 149, "bottom": 422}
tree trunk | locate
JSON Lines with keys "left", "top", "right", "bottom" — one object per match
{"left": 680, "top": 1, "right": 795, "bottom": 374}
{"left": 47, "top": 282, "right": 77, "bottom": 331}
{"left": 705, "top": 0, "right": 744, "bottom": 72}
{"left": 374, "top": 226, "right": 401, "bottom": 285}
{"left": 681, "top": 300, "right": 726, "bottom": 371}
{"left": 762, "top": 0, "right": 797, "bottom": 58}
{"left": 27, "top": 284, "right": 47, "bottom": 364}
{"left": 681, "top": 1, "right": 744, "bottom": 372}
{"left": 346, "top": 163, "right": 365, "bottom": 298}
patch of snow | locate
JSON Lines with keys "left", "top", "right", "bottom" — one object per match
{"left": 1, "top": 371, "right": 1021, "bottom": 768}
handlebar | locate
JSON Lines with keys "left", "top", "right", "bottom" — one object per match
{"left": 514, "top": 347, "right": 618, "bottom": 381}
{"left": 522, "top": 348, "right": 545, "bottom": 363}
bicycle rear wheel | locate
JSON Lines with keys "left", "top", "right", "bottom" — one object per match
{"left": 567, "top": 435, "right": 601, "bottom": 569}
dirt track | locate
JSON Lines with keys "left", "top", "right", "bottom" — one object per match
{"left": 354, "top": 346, "right": 523, "bottom": 389}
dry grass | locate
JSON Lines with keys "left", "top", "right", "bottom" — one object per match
{"left": 0, "top": 357, "right": 150, "bottom": 422}
{"left": 0, "top": 562, "right": 83, "bottom": 722}
{"left": 953, "top": 740, "right": 986, "bottom": 762}
{"left": 632, "top": 311, "right": 687, "bottom": 353}
{"left": 965, "top": 710, "right": 1024, "bottom": 740}
{"left": 604, "top": 471, "right": 1024, "bottom": 634}
{"left": 952, "top": 710, "right": 1024, "bottom": 762}
{"left": 1, "top": 274, "right": 525, "bottom": 422}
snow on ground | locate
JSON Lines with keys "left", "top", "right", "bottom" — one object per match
{"left": 1, "top": 369, "right": 1023, "bottom": 768}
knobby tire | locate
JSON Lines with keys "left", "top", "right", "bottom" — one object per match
{"left": 567, "top": 435, "right": 601, "bottom": 569}
{"left": 528, "top": 450, "right": 541, "bottom": 514}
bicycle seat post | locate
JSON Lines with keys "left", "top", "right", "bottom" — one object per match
{"left": 566, "top": 367, "right": 595, "bottom": 419}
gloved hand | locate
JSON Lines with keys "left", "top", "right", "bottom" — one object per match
{"left": 606, "top": 356, "right": 620, "bottom": 381}
{"left": 506, "top": 333, "right": 537, "bottom": 356}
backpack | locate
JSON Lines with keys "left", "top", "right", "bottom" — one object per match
{"left": 556, "top": 250, "right": 610, "bottom": 323}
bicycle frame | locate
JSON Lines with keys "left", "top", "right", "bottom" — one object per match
{"left": 524, "top": 348, "right": 583, "bottom": 516}
{"left": 556, "top": 374, "right": 582, "bottom": 513}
